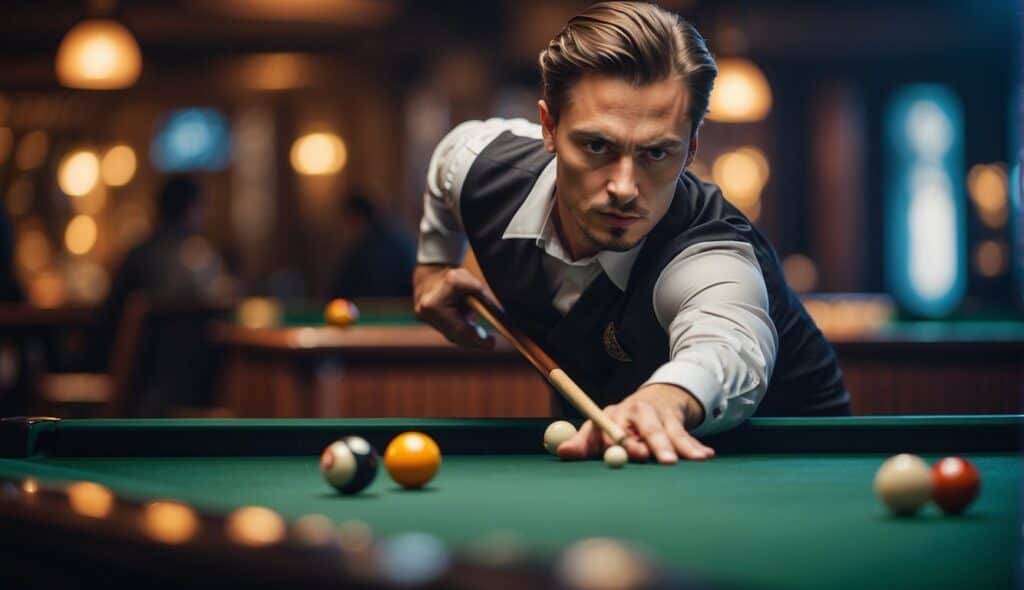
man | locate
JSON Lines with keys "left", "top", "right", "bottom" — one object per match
{"left": 94, "top": 175, "right": 226, "bottom": 372}
{"left": 329, "top": 191, "right": 416, "bottom": 299}
{"left": 414, "top": 1, "right": 849, "bottom": 464}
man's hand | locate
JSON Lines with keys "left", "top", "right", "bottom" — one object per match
{"left": 557, "top": 384, "right": 715, "bottom": 463}
{"left": 413, "top": 264, "right": 494, "bottom": 350}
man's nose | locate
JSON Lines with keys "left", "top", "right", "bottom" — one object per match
{"left": 607, "top": 156, "right": 639, "bottom": 205}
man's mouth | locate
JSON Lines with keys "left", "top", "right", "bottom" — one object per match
{"left": 597, "top": 211, "right": 642, "bottom": 228}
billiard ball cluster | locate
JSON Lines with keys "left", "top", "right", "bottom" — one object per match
{"left": 544, "top": 420, "right": 628, "bottom": 469}
{"left": 874, "top": 453, "right": 981, "bottom": 516}
{"left": 320, "top": 431, "right": 441, "bottom": 494}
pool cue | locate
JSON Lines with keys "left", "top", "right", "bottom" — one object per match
{"left": 465, "top": 293, "right": 627, "bottom": 446}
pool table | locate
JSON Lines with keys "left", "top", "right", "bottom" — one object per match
{"left": 0, "top": 415, "right": 1019, "bottom": 589}
{"left": 209, "top": 298, "right": 1023, "bottom": 420}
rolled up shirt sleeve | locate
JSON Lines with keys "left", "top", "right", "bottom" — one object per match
{"left": 644, "top": 240, "right": 779, "bottom": 437}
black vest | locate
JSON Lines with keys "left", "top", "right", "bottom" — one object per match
{"left": 459, "top": 131, "right": 850, "bottom": 418}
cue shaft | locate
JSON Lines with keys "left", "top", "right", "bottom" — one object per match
{"left": 466, "top": 294, "right": 627, "bottom": 445}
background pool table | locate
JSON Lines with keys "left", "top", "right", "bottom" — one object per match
{"left": 209, "top": 298, "right": 1024, "bottom": 420}
{"left": 0, "top": 415, "right": 1019, "bottom": 589}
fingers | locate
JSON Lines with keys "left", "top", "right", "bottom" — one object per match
{"left": 602, "top": 405, "right": 649, "bottom": 462}
{"left": 631, "top": 402, "right": 679, "bottom": 464}
{"left": 556, "top": 418, "right": 603, "bottom": 460}
{"left": 662, "top": 413, "right": 715, "bottom": 461}
{"left": 414, "top": 268, "right": 494, "bottom": 350}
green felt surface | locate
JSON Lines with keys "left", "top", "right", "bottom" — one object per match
{"left": 1, "top": 447, "right": 1018, "bottom": 590}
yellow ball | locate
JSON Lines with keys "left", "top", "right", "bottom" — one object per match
{"left": 325, "top": 298, "right": 360, "bottom": 327}
{"left": 384, "top": 432, "right": 441, "bottom": 489}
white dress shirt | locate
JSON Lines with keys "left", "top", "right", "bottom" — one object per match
{"left": 418, "top": 118, "right": 778, "bottom": 437}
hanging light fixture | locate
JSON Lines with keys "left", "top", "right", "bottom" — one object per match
{"left": 56, "top": 11, "right": 141, "bottom": 90}
{"left": 707, "top": 58, "right": 773, "bottom": 123}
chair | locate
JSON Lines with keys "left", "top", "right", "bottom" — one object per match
{"left": 33, "top": 294, "right": 233, "bottom": 418}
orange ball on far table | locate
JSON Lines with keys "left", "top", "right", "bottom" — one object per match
{"left": 384, "top": 432, "right": 442, "bottom": 489}
{"left": 325, "top": 298, "right": 360, "bottom": 327}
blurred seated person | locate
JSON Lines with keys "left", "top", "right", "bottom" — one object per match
{"left": 0, "top": 205, "right": 22, "bottom": 302}
{"left": 93, "top": 175, "right": 228, "bottom": 415}
{"left": 329, "top": 191, "right": 416, "bottom": 299}
{"left": 1, "top": 206, "right": 28, "bottom": 416}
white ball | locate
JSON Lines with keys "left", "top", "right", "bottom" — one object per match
{"left": 603, "top": 445, "right": 628, "bottom": 469}
{"left": 544, "top": 421, "right": 577, "bottom": 455}
{"left": 320, "top": 440, "right": 356, "bottom": 488}
{"left": 874, "top": 453, "right": 932, "bottom": 515}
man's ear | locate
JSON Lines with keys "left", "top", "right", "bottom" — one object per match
{"left": 538, "top": 100, "right": 556, "bottom": 153}
{"left": 684, "top": 127, "right": 700, "bottom": 168}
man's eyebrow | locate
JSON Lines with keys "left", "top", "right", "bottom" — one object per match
{"left": 567, "top": 129, "right": 683, "bottom": 150}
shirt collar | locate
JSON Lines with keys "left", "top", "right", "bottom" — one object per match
{"left": 501, "top": 158, "right": 643, "bottom": 291}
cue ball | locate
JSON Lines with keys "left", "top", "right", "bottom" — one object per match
{"left": 873, "top": 453, "right": 932, "bottom": 516}
{"left": 325, "top": 298, "right": 360, "bottom": 327}
{"left": 931, "top": 456, "right": 981, "bottom": 515}
{"left": 544, "top": 421, "right": 577, "bottom": 455}
{"left": 603, "top": 445, "right": 628, "bottom": 469}
{"left": 321, "top": 436, "right": 378, "bottom": 494}
{"left": 384, "top": 432, "right": 442, "bottom": 489}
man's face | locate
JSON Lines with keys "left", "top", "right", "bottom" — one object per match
{"left": 540, "top": 75, "right": 696, "bottom": 259}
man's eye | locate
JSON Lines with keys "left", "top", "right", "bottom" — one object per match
{"left": 584, "top": 140, "right": 608, "bottom": 154}
{"left": 646, "top": 148, "right": 668, "bottom": 161}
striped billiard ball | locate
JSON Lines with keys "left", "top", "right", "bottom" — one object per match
{"left": 321, "top": 436, "right": 378, "bottom": 494}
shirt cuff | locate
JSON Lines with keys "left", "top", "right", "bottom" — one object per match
{"left": 643, "top": 360, "right": 725, "bottom": 437}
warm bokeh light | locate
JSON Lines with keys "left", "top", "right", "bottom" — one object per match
{"left": 101, "top": 144, "right": 138, "bottom": 186}
{"left": 15, "top": 130, "right": 48, "bottom": 171}
{"left": 707, "top": 58, "right": 772, "bottom": 123}
{"left": 58, "top": 150, "right": 101, "bottom": 197}
{"left": 22, "top": 478, "right": 39, "bottom": 495}
{"left": 712, "top": 147, "right": 770, "bottom": 212}
{"left": 65, "top": 214, "right": 98, "bottom": 255}
{"left": 974, "top": 240, "right": 1008, "bottom": 277}
{"left": 782, "top": 254, "right": 819, "bottom": 293}
{"left": 16, "top": 229, "right": 52, "bottom": 274}
{"left": 239, "top": 53, "right": 314, "bottom": 90}
{"left": 67, "top": 481, "right": 115, "bottom": 519}
{"left": 290, "top": 132, "right": 347, "bottom": 175}
{"left": 142, "top": 501, "right": 200, "bottom": 544}
{"left": 236, "top": 296, "right": 282, "bottom": 328}
{"left": 967, "top": 163, "right": 1008, "bottom": 228}
{"left": 226, "top": 506, "right": 286, "bottom": 547}
{"left": 56, "top": 19, "right": 142, "bottom": 89}
{"left": 0, "top": 127, "right": 12, "bottom": 164}
{"left": 29, "top": 270, "right": 65, "bottom": 308}
{"left": 737, "top": 147, "right": 770, "bottom": 184}
{"left": 293, "top": 514, "right": 335, "bottom": 546}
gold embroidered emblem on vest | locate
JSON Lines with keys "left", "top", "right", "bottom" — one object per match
{"left": 602, "top": 322, "right": 632, "bottom": 363}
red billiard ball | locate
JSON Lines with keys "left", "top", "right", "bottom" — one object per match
{"left": 931, "top": 456, "right": 981, "bottom": 515}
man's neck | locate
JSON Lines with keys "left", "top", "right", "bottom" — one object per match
{"left": 552, "top": 194, "right": 599, "bottom": 261}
